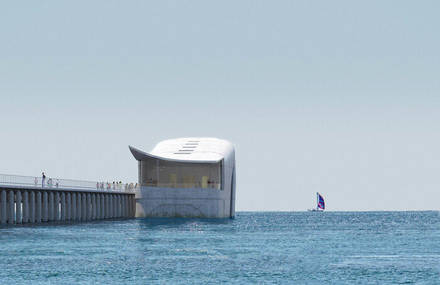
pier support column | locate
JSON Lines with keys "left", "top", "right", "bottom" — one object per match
{"left": 82, "top": 193, "right": 87, "bottom": 221}
{"left": 116, "top": 195, "right": 120, "bottom": 218}
{"left": 101, "top": 194, "right": 106, "bottom": 219}
{"left": 1, "top": 190, "right": 6, "bottom": 224}
{"left": 86, "top": 193, "right": 91, "bottom": 221}
{"left": 119, "top": 195, "right": 123, "bottom": 218}
{"left": 126, "top": 195, "right": 130, "bottom": 218}
{"left": 109, "top": 194, "right": 113, "bottom": 218}
{"left": 132, "top": 195, "right": 136, "bottom": 217}
{"left": 91, "top": 194, "right": 96, "bottom": 220}
{"left": 121, "top": 195, "right": 125, "bottom": 218}
{"left": 8, "top": 190, "right": 15, "bottom": 224}
{"left": 49, "top": 192, "right": 54, "bottom": 221}
{"left": 77, "top": 193, "right": 82, "bottom": 222}
{"left": 61, "top": 192, "right": 66, "bottom": 221}
{"left": 23, "top": 191, "right": 29, "bottom": 223}
{"left": 125, "top": 195, "right": 129, "bottom": 218}
{"left": 71, "top": 193, "right": 76, "bottom": 221}
{"left": 103, "top": 194, "right": 107, "bottom": 219}
{"left": 114, "top": 195, "right": 117, "bottom": 218}
{"left": 16, "top": 190, "right": 22, "bottom": 224}
{"left": 113, "top": 195, "right": 117, "bottom": 218}
{"left": 102, "top": 194, "right": 106, "bottom": 219}
{"left": 55, "top": 192, "right": 60, "bottom": 221}
{"left": 100, "top": 194, "right": 104, "bottom": 219}
{"left": 122, "top": 195, "right": 125, "bottom": 218}
{"left": 30, "top": 191, "right": 35, "bottom": 223}
{"left": 66, "top": 192, "right": 71, "bottom": 221}
{"left": 42, "top": 191, "right": 48, "bottom": 222}
{"left": 36, "top": 191, "right": 42, "bottom": 223}
{"left": 108, "top": 194, "right": 114, "bottom": 219}
{"left": 128, "top": 195, "right": 132, "bottom": 218}
{"left": 95, "top": 194, "right": 99, "bottom": 220}
{"left": 107, "top": 194, "right": 111, "bottom": 219}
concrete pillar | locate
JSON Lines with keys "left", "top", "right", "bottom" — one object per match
{"left": 82, "top": 193, "right": 87, "bottom": 221}
{"left": 108, "top": 194, "right": 111, "bottom": 218}
{"left": 108, "top": 194, "right": 114, "bottom": 219}
{"left": 8, "top": 190, "right": 15, "bottom": 224}
{"left": 120, "top": 195, "right": 125, "bottom": 218}
{"left": 86, "top": 193, "right": 91, "bottom": 221}
{"left": 132, "top": 195, "right": 136, "bottom": 217}
{"left": 116, "top": 195, "right": 120, "bottom": 218}
{"left": 55, "top": 192, "right": 60, "bottom": 221}
{"left": 100, "top": 194, "right": 103, "bottom": 219}
{"left": 30, "top": 191, "right": 35, "bottom": 223}
{"left": 103, "top": 194, "right": 107, "bottom": 219}
{"left": 22, "top": 191, "right": 29, "bottom": 223}
{"left": 101, "top": 194, "right": 105, "bottom": 219}
{"left": 49, "top": 192, "right": 54, "bottom": 221}
{"left": 128, "top": 195, "right": 132, "bottom": 217}
{"left": 66, "top": 192, "right": 71, "bottom": 221}
{"left": 36, "top": 191, "right": 42, "bottom": 223}
{"left": 91, "top": 194, "right": 96, "bottom": 220}
{"left": 109, "top": 194, "right": 113, "bottom": 218}
{"left": 101, "top": 194, "right": 107, "bottom": 219}
{"left": 42, "top": 191, "right": 48, "bottom": 222}
{"left": 113, "top": 195, "right": 117, "bottom": 218}
{"left": 1, "top": 190, "right": 6, "bottom": 224}
{"left": 120, "top": 195, "right": 123, "bottom": 217}
{"left": 121, "top": 195, "right": 125, "bottom": 218}
{"left": 95, "top": 194, "right": 99, "bottom": 220}
{"left": 71, "top": 193, "right": 76, "bottom": 221}
{"left": 102, "top": 194, "right": 105, "bottom": 219}
{"left": 126, "top": 195, "right": 130, "bottom": 218}
{"left": 16, "top": 190, "right": 22, "bottom": 224}
{"left": 115, "top": 195, "right": 119, "bottom": 218}
{"left": 61, "top": 192, "right": 66, "bottom": 221}
{"left": 77, "top": 192, "right": 82, "bottom": 221}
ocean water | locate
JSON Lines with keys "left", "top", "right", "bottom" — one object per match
{"left": 0, "top": 211, "right": 439, "bottom": 284}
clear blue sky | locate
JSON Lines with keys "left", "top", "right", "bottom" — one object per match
{"left": 0, "top": 1, "right": 439, "bottom": 211}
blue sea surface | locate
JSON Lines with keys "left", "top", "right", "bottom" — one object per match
{"left": 0, "top": 211, "right": 439, "bottom": 284}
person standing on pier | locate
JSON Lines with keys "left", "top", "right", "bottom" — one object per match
{"left": 42, "top": 172, "right": 46, "bottom": 188}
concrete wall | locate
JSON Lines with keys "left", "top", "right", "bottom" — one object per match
{"left": 135, "top": 186, "right": 233, "bottom": 218}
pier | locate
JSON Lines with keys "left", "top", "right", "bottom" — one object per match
{"left": 0, "top": 174, "right": 136, "bottom": 225}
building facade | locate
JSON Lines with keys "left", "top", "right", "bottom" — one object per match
{"left": 129, "top": 138, "right": 236, "bottom": 218}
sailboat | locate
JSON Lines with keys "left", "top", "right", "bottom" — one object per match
{"left": 308, "top": 192, "right": 325, "bottom": 212}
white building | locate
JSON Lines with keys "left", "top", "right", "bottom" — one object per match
{"left": 129, "top": 138, "right": 236, "bottom": 218}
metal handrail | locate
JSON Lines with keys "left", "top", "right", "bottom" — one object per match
{"left": 0, "top": 173, "right": 137, "bottom": 193}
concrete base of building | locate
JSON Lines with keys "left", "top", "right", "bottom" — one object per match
{"left": 135, "top": 186, "right": 234, "bottom": 218}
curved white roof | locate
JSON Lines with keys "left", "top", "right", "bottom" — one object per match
{"left": 129, "top": 137, "right": 234, "bottom": 163}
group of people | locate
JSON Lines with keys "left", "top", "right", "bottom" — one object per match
{"left": 36, "top": 171, "right": 137, "bottom": 191}
{"left": 96, "top": 181, "right": 138, "bottom": 191}
{"left": 37, "top": 172, "right": 59, "bottom": 188}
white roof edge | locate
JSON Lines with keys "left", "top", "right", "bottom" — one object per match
{"left": 129, "top": 137, "right": 234, "bottom": 163}
{"left": 129, "top": 145, "right": 222, "bottom": 164}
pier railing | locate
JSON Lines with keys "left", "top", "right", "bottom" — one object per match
{"left": 0, "top": 173, "right": 137, "bottom": 193}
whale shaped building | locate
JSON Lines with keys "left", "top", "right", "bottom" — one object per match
{"left": 129, "top": 138, "right": 236, "bottom": 218}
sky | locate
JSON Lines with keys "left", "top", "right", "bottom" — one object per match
{"left": 0, "top": 1, "right": 439, "bottom": 211}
